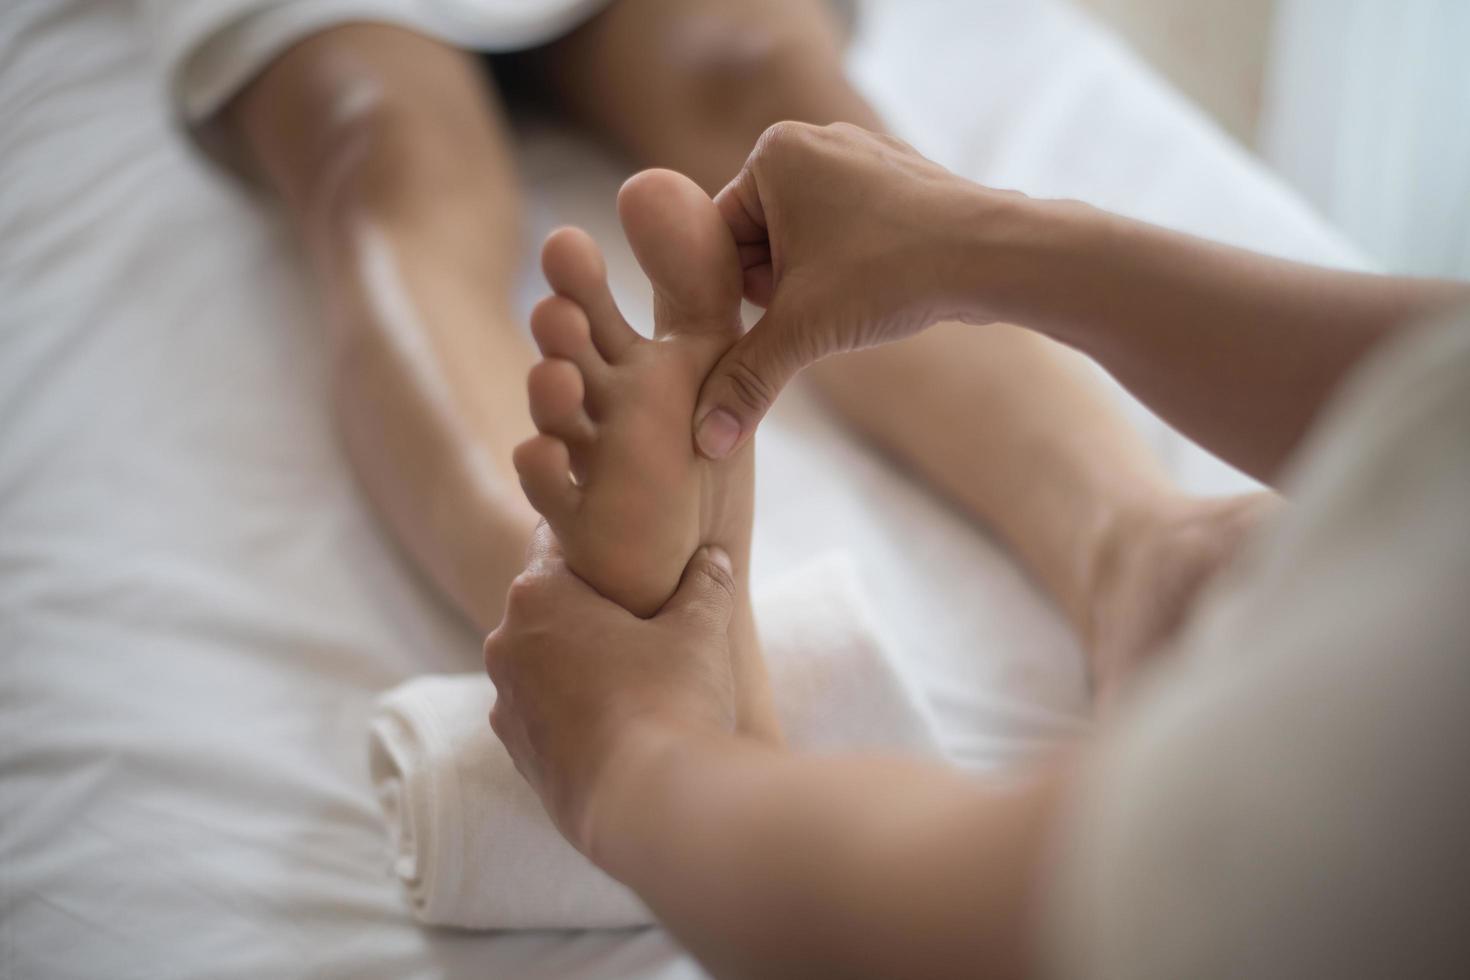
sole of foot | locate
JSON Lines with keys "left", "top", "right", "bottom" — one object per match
{"left": 514, "top": 168, "right": 778, "bottom": 737}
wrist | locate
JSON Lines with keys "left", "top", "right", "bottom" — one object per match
{"left": 948, "top": 187, "right": 1109, "bottom": 336}
{"left": 577, "top": 717, "right": 727, "bottom": 873}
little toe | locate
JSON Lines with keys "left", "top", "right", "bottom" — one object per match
{"left": 542, "top": 227, "right": 640, "bottom": 361}
{"left": 512, "top": 434, "right": 580, "bottom": 526}
{"left": 527, "top": 358, "right": 595, "bottom": 446}
{"left": 618, "top": 169, "right": 743, "bottom": 338}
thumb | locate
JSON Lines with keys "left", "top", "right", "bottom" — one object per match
{"left": 661, "top": 546, "right": 738, "bottom": 630}
{"left": 693, "top": 304, "right": 808, "bottom": 459}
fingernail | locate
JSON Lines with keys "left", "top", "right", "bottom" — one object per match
{"left": 695, "top": 409, "right": 741, "bottom": 459}
{"left": 702, "top": 546, "right": 733, "bottom": 574}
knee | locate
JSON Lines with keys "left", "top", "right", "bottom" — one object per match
{"left": 231, "top": 26, "right": 495, "bottom": 221}
{"left": 306, "top": 92, "right": 493, "bottom": 232}
{"left": 246, "top": 40, "right": 508, "bottom": 236}
{"left": 670, "top": 9, "right": 852, "bottom": 131}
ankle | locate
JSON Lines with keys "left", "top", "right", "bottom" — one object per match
{"left": 1080, "top": 490, "right": 1278, "bottom": 701}
{"left": 1076, "top": 492, "right": 1183, "bottom": 648}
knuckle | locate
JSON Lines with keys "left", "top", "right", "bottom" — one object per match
{"left": 504, "top": 572, "right": 547, "bottom": 614}
{"left": 697, "top": 559, "right": 737, "bottom": 600}
{"left": 482, "top": 632, "right": 500, "bottom": 676}
{"left": 878, "top": 131, "right": 910, "bottom": 151}
{"left": 723, "top": 357, "right": 778, "bottom": 414}
{"left": 758, "top": 119, "right": 811, "bottom": 157}
{"left": 488, "top": 701, "right": 512, "bottom": 742}
{"left": 483, "top": 633, "right": 517, "bottom": 686}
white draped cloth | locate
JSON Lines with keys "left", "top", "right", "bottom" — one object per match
{"left": 144, "top": 0, "right": 615, "bottom": 121}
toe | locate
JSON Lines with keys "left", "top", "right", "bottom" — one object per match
{"left": 527, "top": 358, "right": 595, "bottom": 445}
{"left": 618, "top": 169, "right": 743, "bottom": 338}
{"left": 529, "top": 296, "right": 609, "bottom": 419}
{"left": 542, "top": 227, "right": 640, "bottom": 361}
{"left": 512, "top": 434, "right": 579, "bottom": 525}
{"left": 531, "top": 296, "right": 606, "bottom": 378}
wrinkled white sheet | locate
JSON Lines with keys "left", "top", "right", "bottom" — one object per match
{"left": 0, "top": 1, "right": 1364, "bottom": 977}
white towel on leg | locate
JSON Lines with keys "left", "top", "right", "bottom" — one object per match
{"left": 143, "top": 0, "right": 616, "bottom": 124}
{"left": 367, "top": 552, "right": 941, "bottom": 930}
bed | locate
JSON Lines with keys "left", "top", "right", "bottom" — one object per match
{"left": 0, "top": 1, "right": 1364, "bottom": 976}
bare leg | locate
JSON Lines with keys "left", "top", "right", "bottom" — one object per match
{"left": 813, "top": 326, "right": 1279, "bottom": 706}
{"left": 224, "top": 25, "right": 536, "bottom": 631}
{"left": 532, "top": 0, "right": 1270, "bottom": 696}
{"left": 529, "top": 0, "right": 870, "bottom": 193}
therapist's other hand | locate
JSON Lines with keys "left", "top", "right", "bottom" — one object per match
{"left": 694, "top": 121, "right": 1005, "bottom": 458}
{"left": 484, "top": 524, "right": 740, "bottom": 854}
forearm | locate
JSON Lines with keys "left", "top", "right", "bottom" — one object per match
{"left": 965, "top": 194, "right": 1469, "bottom": 482}
{"left": 591, "top": 726, "right": 1072, "bottom": 980}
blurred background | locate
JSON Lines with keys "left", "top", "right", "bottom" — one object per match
{"left": 1076, "top": 0, "right": 1469, "bottom": 278}
{"left": 4, "top": 0, "right": 1468, "bottom": 975}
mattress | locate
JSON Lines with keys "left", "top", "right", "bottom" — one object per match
{"left": 0, "top": 1, "right": 1364, "bottom": 977}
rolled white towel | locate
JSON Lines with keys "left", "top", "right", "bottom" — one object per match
{"left": 367, "top": 552, "right": 941, "bottom": 930}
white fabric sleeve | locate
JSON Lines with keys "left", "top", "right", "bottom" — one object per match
{"left": 144, "top": 0, "right": 420, "bottom": 124}
{"left": 142, "top": 0, "right": 614, "bottom": 126}
{"left": 1045, "top": 309, "right": 1470, "bottom": 980}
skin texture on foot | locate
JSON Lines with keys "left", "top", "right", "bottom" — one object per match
{"left": 516, "top": 169, "right": 754, "bottom": 619}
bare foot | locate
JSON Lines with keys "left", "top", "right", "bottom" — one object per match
{"left": 515, "top": 168, "right": 777, "bottom": 736}
{"left": 1084, "top": 491, "right": 1278, "bottom": 708}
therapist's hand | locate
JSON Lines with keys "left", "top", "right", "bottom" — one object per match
{"left": 694, "top": 121, "right": 1011, "bottom": 458}
{"left": 484, "top": 524, "right": 741, "bottom": 854}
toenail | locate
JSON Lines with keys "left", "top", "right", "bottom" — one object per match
{"left": 695, "top": 409, "right": 741, "bottom": 459}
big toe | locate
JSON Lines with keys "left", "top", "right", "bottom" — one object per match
{"left": 618, "top": 169, "right": 743, "bottom": 337}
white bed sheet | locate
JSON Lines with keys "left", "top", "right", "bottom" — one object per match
{"left": 0, "top": 1, "right": 1364, "bottom": 977}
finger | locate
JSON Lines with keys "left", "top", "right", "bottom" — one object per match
{"left": 519, "top": 524, "right": 630, "bottom": 613}
{"left": 736, "top": 244, "right": 774, "bottom": 308}
{"left": 692, "top": 300, "right": 808, "bottom": 459}
{"left": 483, "top": 622, "right": 516, "bottom": 687}
{"left": 714, "top": 164, "right": 769, "bottom": 247}
{"left": 488, "top": 696, "right": 538, "bottom": 793}
{"left": 660, "top": 546, "right": 737, "bottom": 631}
{"left": 736, "top": 242, "right": 771, "bottom": 270}
{"left": 521, "top": 520, "right": 564, "bottom": 574}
